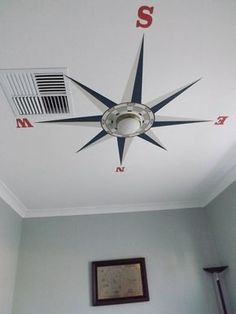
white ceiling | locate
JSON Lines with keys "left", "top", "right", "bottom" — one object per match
{"left": 0, "top": 0, "right": 236, "bottom": 217}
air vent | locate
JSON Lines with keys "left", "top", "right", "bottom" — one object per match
{"left": 41, "top": 96, "right": 68, "bottom": 114}
{"left": 0, "top": 68, "right": 71, "bottom": 116}
{"left": 35, "top": 73, "right": 66, "bottom": 95}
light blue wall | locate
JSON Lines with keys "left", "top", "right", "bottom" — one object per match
{"left": 0, "top": 199, "right": 22, "bottom": 314}
{"left": 13, "top": 208, "right": 220, "bottom": 314}
{"left": 207, "top": 181, "right": 236, "bottom": 312}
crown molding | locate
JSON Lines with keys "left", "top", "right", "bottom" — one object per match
{"left": 1, "top": 164, "right": 235, "bottom": 218}
{"left": 0, "top": 179, "right": 27, "bottom": 217}
{"left": 202, "top": 163, "right": 236, "bottom": 207}
{"left": 24, "top": 199, "right": 203, "bottom": 218}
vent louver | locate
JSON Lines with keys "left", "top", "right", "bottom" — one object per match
{"left": 0, "top": 68, "right": 71, "bottom": 116}
{"left": 35, "top": 73, "right": 66, "bottom": 95}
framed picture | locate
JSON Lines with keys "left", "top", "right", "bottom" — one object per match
{"left": 91, "top": 257, "right": 149, "bottom": 306}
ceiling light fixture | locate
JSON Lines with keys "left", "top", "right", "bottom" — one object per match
{"left": 101, "top": 103, "right": 154, "bottom": 137}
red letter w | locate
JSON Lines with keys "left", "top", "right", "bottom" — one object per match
{"left": 16, "top": 118, "right": 33, "bottom": 128}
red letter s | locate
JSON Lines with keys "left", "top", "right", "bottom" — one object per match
{"left": 136, "top": 6, "right": 154, "bottom": 28}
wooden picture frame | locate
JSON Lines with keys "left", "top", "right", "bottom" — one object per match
{"left": 92, "top": 257, "right": 149, "bottom": 306}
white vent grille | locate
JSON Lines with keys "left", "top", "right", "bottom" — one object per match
{"left": 0, "top": 68, "right": 71, "bottom": 116}
{"left": 35, "top": 73, "right": 66, "bottom": 95}
{"left": 13, "top": 97, "right": 43, "bottom": 115}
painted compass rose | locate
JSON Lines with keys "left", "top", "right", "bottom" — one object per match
{"left": 40, "top": 37, "right": 208, "bottom": 165}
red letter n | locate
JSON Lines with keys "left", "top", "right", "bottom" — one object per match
{"left": 115, "top": 167, "right": 125, "bottom": 173}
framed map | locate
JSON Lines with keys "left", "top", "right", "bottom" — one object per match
{"left": 91, "top": 258, "right": 149, "bottom": 306}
